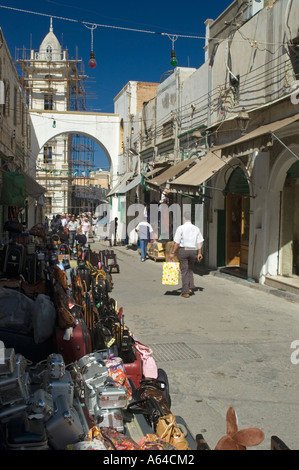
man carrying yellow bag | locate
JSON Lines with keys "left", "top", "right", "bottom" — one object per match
{"left": 168, "top": 211, "right": 204, "bottom": 298}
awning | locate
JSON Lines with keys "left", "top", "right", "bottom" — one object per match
{"left": 107, "top": 172, "right": 134, "bottom": 196}
{"left": 148, "top": 157, "right": 198, "bottom": 187}
{"left": 145, "top": 164, "right": 171, "bottom": 178}
{"left": 221, "top": 113, "right": 299, "bottom": 158}
{"left": 117, "top": 174, "right": 142, "bottom": 194}
{"left": 24, "top": 173, "right": 47, "bottom": 198}
{"left": 169, "top": 149, "right": 228, "bottom": 189}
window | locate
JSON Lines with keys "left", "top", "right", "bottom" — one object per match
{"left": 3, "top": 80, "right": 9, "bottom": 117}
{"left": 44, "top": 94, "right": 53, "bottom": 110}
{"left": 162, "top": 120, "right": 174, "bottom": 138}
{"left": 46, "top": 46, "right": 52, "bottom": 61}
{"left": 45, "top": 197, "right": 52, "bottom": 214}
{"left": 14, "top": 87, "right": 21, "bottom": 125}
{"left": 44, "top": 146, "right": 53, "bottom": 163}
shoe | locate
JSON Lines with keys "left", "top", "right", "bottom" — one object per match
{"left": 141, "top": 259, "right": 145, "bottom": 262}
{"left": 181, "top": 293, "right": 190, "bottom": 298}
{"left": 189, "top": 289, "right": 194, "bottom": 295}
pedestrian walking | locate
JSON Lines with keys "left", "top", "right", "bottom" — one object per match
{"left": 135, "top": 216, "right": 153, "bottom": 262}
{"left": 91, "top": 214, "right": 98, "bottom": 235}
{"left": 81, "top": 216, "right": 91, "bottom": 239}
{"left": 50, "top": 214, "right": 62, "bottom": 233}
{"left": 109, "top": 217, "right": 118, "bottom": 246}
{"left": 67, "top": 215, "right": 79, "bottom": 249}
{"left": 169, "top": 211, "right": 204, "bottom": 298}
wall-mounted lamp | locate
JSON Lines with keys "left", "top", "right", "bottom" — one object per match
{"left": 236, "top": 108, "right": 250, "bottom": 134}
{"left": 129, "top": 148, "right": 138, "bottom": 156}
{"left": 52, "top": 120, "right": 56, "bottom": 128}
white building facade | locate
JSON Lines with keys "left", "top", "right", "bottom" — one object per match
{"left": 112, "top": 0, "right": 299, "bottom": 292}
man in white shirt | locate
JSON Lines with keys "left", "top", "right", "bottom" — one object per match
{"left": 169, "top": 211, "right": 204, "bottom": 298}
{"left": 67, "top": 215, "right": 80, "bottom": 249}
{"left": 135, "top": 216, "right": 154, "bottom": 261}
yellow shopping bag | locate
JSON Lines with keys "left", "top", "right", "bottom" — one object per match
{"left": 162, "top": 262, "right": 180, "bottom": 285}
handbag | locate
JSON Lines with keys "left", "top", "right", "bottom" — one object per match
{"left": 29, "top": 223, "right": 47, "bottom": 239}
{"left": 134, "top": 340, "right": 158, "bottom": 378}
{"left": 162, "top": 262, "right": 180, "bottom": 286}
{"left": 127, "top": 397, "right": 165, "bottom": 430}
{"left": 156, "top": 414, "right": 190, "bottom": 450}
{"left": 4, "top": 220, "right": 23, "bottom": 233}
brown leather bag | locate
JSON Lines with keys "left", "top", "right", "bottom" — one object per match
{"left": 29, "top": 223, "right": 47, "bottom": 239}
{"left": 138, "top": 385, "right": 171, "bottom": 416}
{"left": 156, "top": 414, "right": 190, "bottom": 451}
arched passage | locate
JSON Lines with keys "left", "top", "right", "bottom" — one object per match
{"left": 30, "top": 110, "right": 120, "bottom": 216}
{"left": 30, "top": 110, "right": 120, "bottom": 175}
{"left": 267, "top": 145, "right": 299, "bottom": 277}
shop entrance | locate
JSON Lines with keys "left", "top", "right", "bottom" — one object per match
{"left": 224, "top": 167, "right": 250, "bottom": 269}
{"left": 281, "top": 161, "right": 299, "bottom": 276}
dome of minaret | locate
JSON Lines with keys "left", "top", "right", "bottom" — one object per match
{"left": 39, "top": 18, "right": 62, "bottom": 60}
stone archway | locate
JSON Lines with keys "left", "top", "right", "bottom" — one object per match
{"left": 30, "top": 110, "right": 120, "bottom": 179}
{"left": 267, "top": 144, "right": 299, "bottom": 277}
{"left": 29, "top": 110, "right": 120, "bottom": 216}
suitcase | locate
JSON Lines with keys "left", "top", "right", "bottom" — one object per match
{"left": 45, "top": 369, "right": 74, "bottom": 407}
{"left": 6, "top": 412, "right": 49, "bottom": 450}
{"left": 23, "top": 253, "right": 37, "bottom": 284}
{"left": 95, "top": 408, "right": 124, "bottom": 432}
{"left": 0, "top": 348, "right": 16, "bottom": 376}
{"left": 45, "top": 395, "right": 86, "bottom": 450}
{"left": 28, "top": 389, "right": 54, "bottom": 422}
{"left": 97, "top": 378, "right": 127, "bottom": 410}
{"left": 55, "top": 318, "right": 92, "bottom": 365}
{"left": 0, "top": 328, "right": 55, "bottom": 365}
{"left": 46, "top": 353, "right": 65, "bottom": 379}
{"left": 124, "top": 348, "right": 143, "bottom": 389}
{"left": 0, "top": 367, "right": 31, "bottom": 406}
{"left": 103, "top": 250, "right": 120, "bottom": 273}
{"left": 77, "top": 265, "right": 92, "bottom": 292}
{"left": 3, "top": 243, "right": 26, "bottom": 278}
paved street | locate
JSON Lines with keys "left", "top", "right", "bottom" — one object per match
{"left": 94, "top": 240, "right": 299, "bottom": 450}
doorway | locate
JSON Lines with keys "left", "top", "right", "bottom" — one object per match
{"left": 224, "top": 167, "right": 250, "bottom": 269}
{"left": 226, "top": 194, "right": 250, "bottom": 268}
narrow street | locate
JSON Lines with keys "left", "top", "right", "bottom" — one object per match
{"left": 95, "top": 241, "right": 299, "bottom": 450}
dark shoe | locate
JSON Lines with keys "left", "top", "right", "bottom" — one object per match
{"left": 181, "top": 293, "right": 190, "bottom": 298}
{"left": 189, "top": 289, "right": 194, "bottom": 295}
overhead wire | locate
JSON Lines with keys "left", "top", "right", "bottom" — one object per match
{"left": 0, "top": 4, "right": 292, "bottom": 47}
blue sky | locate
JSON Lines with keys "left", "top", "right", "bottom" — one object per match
{"left": 0, "top": 0, "right": 232, "bottom": 169}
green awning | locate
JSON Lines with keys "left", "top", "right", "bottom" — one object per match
{"left": 1, "top": 172, "right": 26, "bottom": 206}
